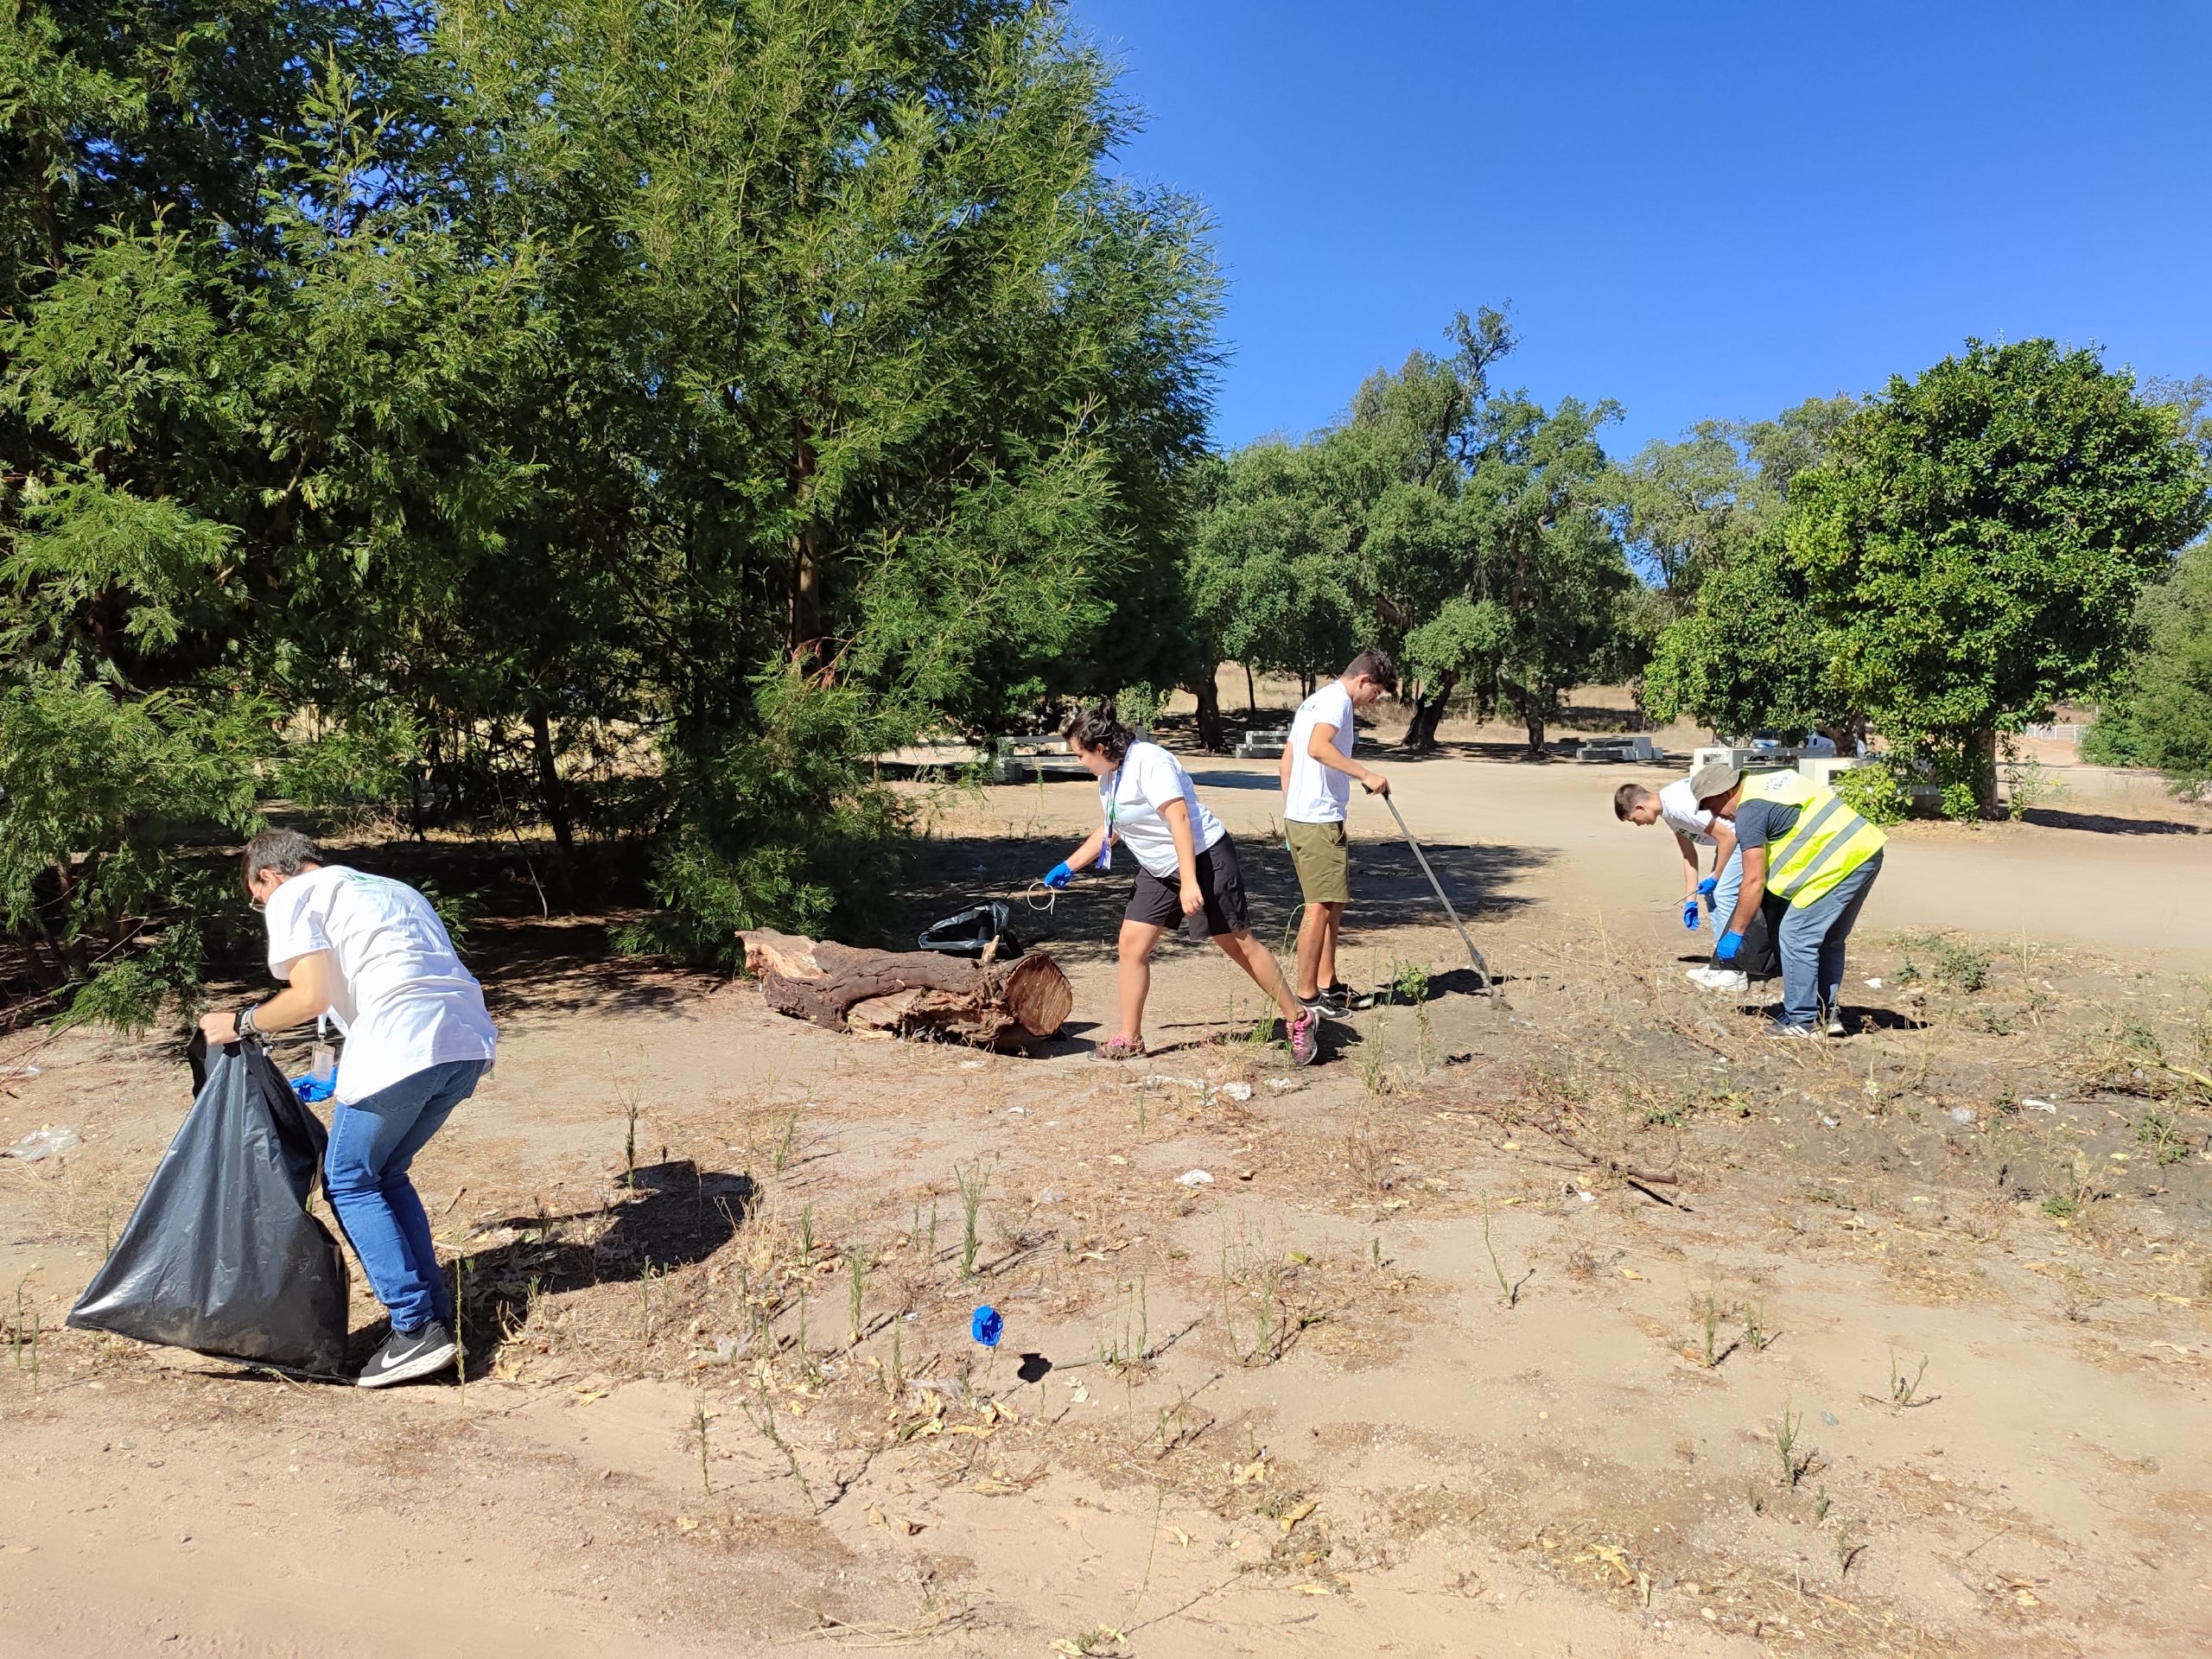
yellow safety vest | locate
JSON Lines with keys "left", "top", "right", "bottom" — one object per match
{"left": 1745, "top": 771, "right": 1886, "bottom": 907}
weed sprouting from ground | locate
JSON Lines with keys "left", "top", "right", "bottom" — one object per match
{"left": 956, "top": 1160, "right": 992, "bottom": 1279}
{"left": 1700, "top": 1269, "right": 1721, "bottom": 1366}
{"left": 1887, "top": 1350, "right": 1932, "bottom": 1407}
{"left": 798, "top": 1205, "right": 815, "bottom": 1268}
{"left": 2135, "top": 1106, "right": 2189, "bottom": 1166}
{"left": 1775, "top": 1400, "right": 1807, "bottom": 1487}
{"left": 741, "top": 1395, "right": 815, "bottom": 1507}
{"left": 1480, "top": 1191, "right": 1527, "bottom": 1306}
{"left": 772, "top": 1109, "right": 800, "bottom": 1173}
{"left": 1834, "top": 1519, "right": 1862, "bottom": 1578}
{"left": 694, "top": 1395, "right": 713, "bottom": 1497}
{"left": 847, "top": 1241, "right": 869, "bottom": 1344}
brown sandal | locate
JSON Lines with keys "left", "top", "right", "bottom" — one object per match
{"left": 1091, "top": 1036, "right": 1145, "bottom": 1062}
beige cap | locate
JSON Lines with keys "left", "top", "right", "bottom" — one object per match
{"left": 1688, "top": 760, "right": 1742, "bottom": 804}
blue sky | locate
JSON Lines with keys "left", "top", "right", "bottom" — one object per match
{"left": 1068, "top": 0, "right": 2212, "bottom": 459}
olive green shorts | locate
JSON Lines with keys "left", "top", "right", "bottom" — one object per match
{"left": 1284, "top": 818, "right": 1350, "bottom": 906}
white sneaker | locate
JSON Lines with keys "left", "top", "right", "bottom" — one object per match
{"left": 1685, "top": 967, "right": 1750, "bottom": 994}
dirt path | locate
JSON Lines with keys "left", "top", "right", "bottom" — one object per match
{"left": 4, "top": 756, "right": 2209, "bottom": 1658}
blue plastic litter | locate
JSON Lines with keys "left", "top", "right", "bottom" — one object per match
{"left": 970, "top": 1305, "right": 1002, "bottom": 1348}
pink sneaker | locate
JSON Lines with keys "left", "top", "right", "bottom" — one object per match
{"left": 1288, "top": 1009, "right": 1320, "bottom": 1067}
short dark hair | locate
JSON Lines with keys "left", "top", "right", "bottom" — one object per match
{"left": 1344, "top": 650, "right": 1396, "bottom": 694}
{"left": 1062, "top": 703, "right": 1136, "bottom": 765}
{"left": 241, "top": 827, "right": 321, "bottom": 887}
{"left": 1613, "top": 783, "right": 1656, "bottom": 821}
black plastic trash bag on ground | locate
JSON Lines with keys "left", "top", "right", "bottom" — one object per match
{"left": 917, "top": 899, "right": 1023, "bottom": 960}
{"left": 68, "top": 1039, "right": 351, "bottom": 1376}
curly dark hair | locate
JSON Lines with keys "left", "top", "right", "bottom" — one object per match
{"left": 1061, "top": 703, "right": 1136, "bottom": 765}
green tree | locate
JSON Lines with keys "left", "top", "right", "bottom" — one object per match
{"left": 2082, "top": 542, "right": 2212, "bottom": 791}
{"left": 1787, "top": 341, "right": 2211, "bottom": 810}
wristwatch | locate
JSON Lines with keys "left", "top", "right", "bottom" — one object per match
{"left": 236, "top": 1004, "right": 263, "bottom": 1041}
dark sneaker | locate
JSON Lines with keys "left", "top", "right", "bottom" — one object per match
{"left": 1288, "top": 1009, "right": 1321, "bottom": 1067}
{"left": 1296, "top": 989, "right": 1332, "bottom": 1015}
{"left": 356, "top": 1319, "right": 457, "bottom": 1389}
{"left": 1322, "top": 982, "right": 1362, "bottom": 1014}
{"left": 1762, "top": 1021, "right": 1820, "bottom": 1041}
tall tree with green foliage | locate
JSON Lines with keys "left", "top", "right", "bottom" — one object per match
{"left": 2081, "top": 541, "right": 2212, "bottom": 791}
{"left": 1786, "top": 341, "right": 2211, "bottom": 810}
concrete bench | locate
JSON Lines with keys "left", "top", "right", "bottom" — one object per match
{"left": 1234, "top": 728, "right": 1288, "bottom": 760}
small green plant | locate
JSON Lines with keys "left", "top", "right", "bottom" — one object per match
{"left": 955, "top": 1159, "right": 991, "bottom": 1279}
{"left": 2041, "top": 1193, "right": 2079, "bottom": 1220}
{"left": 1359, "top": 1004, "right": 1394, "bottom": 1096}
{"left": 887, "top": 1320, "right": 903, "bottom": 1397}
{"left": 1940, "top": 780, "right": 1980, "bottom": 823}
{"left": 1814, "top": 1483, "right": 1831, "bottom": 1522}
{"left": 741, "top": 1395, "right": 815, "bottom": 1507}
{"left": 1700, "top": 1270, "right": 1721, "bottom": 1367}
{"left": 772, "top": 1109, "right": 800, "bottom": 1173}
{"left": 1999, "top": 747, "right": 2064, "bottom": 820}
{"left": 1743, "top": 1297, "right": 1770, "bottom": 1353}
{"left": 620, "top": 1085, "right": 641, "bottom": 1185}
{"left": 1834, "top": 1519, "right": 1861, "bottom": 1578}
{"left": 1931, "top": 939, "right": 1993, "bottom": 995}
{"left": 1098, "top": 1274, "right": 1152, "bottom": 1371}
{"left": 1480, "top": 1190, "right": 1527, "bottom": 1306}
{"left": 1887, "top": 1349, "right": 1931, "bottom": 1408}
{"left": 798, "top": 1205, "right": 815, "bottom": 1267}
{"left": 639, "top": 1252, "right": 656, "bottom": 1344}
{"left": 1775, "top": 1400, "right": 1807, "bottom": 1487}
{"left": 1744, "top": 1477, "right": 1764, "bottom": 1516}
{"left": 847, "top": 1242, "right": 869, "bottom": 1344}
{"left": 2136, "top": 1106, "right": 2190, "bottom": 1166}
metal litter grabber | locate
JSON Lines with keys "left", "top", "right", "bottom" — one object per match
{"left": 1372, "top": 788, "right": 1492, "bottom": 994}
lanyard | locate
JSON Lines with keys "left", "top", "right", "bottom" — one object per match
{"left": 1099, "top": 768, "right": 1121, "bottom": 869}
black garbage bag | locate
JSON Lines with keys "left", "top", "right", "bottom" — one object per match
{"left": 68, "top": 1039, "right": 351, "bottom": 1376}
{"left": 917, "top": 899, "right": 1023, "bottom": 960}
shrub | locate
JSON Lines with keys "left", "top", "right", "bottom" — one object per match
{"left": 1833, "top": 762, "right": 1908, "bottom": 827}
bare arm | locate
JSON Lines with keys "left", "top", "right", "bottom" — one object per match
{"left": 1709, "top": 819, "right": 1738, "bottom": 880}
{"left": 1306, "top": 721, "right": 1389, "bottom": 796}
{"left": 1672, "top": 830, "right": 1703, "bottom": 894}
{"left": 1063, "top": 825, "right": 1107, "bottom": 871}
{"left": 1159, "top": 797, "right": 1205, "bottom": 913}
{"left": 1278, "top": 735, "right": 1294, "bottom": 795}
{"left": 1722, "top": 845, "right": 1767, "bottom": 936}
{"left": 198, "top": 950, "right": 336, "bottom": 1045}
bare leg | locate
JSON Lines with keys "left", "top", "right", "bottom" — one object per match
{"left": 1213, "top": 929, "right": 1300, "bottom": 1026}
{"left": 1296, "top": 901, "right": 1344, "bottom": 997}
{"left": 1116, "top": 919, "right": 1166, "bottom": 1046}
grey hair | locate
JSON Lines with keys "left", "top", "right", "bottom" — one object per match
{"left": 241, "top": 827, "right": 321, "bottom": 886}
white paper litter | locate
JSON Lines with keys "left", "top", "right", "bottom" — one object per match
{"left": 1175, "top": 1169, "right": 1215, "bottom": 1186}
{"left": 1211, "top": 1082, "right": 1253, "bottom": 1102}
{"left": 1864, "top": 977, "right": 1884, "bottom": 989}
{"left": 2024, "top": 1097, "right": 2057, "bottom": 1112}
{"left": 1142, "top": 1075, "right": 1206, "bottom": 1091}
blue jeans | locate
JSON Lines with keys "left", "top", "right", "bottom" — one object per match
{"left": 1710, "top": 845, "right": 1743, "bottom": 937}
{"left": 325, "top": 1058, "right": 486, "bottom": 1333}
{"left": 1775, "top": 853, "right": 1883, "bottom": 1028}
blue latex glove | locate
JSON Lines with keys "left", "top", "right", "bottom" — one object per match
{"left": 1682, "top": 898, "right": 1701, "bottom": 931}
{"left": 1043, "top": 861, "right": 1073, "bottom": 890}
{"left": 971, "top": 1305, "right": 1002, "bottom": 1347}
{"left": 1715, "top": 931, "right": 1744, "bottom": 963}
{"left": 1696, "top": 876, "right": 1717, "bottom": 901}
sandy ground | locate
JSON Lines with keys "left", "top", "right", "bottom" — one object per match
{"left": 3, "top": 741, "right": 2209, "bottom": 1659}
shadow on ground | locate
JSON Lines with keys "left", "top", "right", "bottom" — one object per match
{"left": 2019, "top": 807, "right": 2204, "bottom": 837}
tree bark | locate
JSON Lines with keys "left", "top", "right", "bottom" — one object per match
{"left": 1186, "top": 675, "right": 1226, "bottom": 752}
{"left": 1402, "top": 671, "right": 1459, "bottom": 750}
{"left": 1244, "top": 662, "right": 1257, "bottom": 716}
{"left": 737, "top": 931, "right": 1073, "bottom": 1051}
{"left": 527, "top": 707, "right": 575, "bottom": 862}
{"left": 1525, "top": 712, "right": 1547, "bottom": 757}
{"left": 1969, "top": 728, "right": 1999, "bottom": 817}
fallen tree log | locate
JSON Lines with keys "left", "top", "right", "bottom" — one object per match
{"left": 736, "top": 931, "right": 1072, "bottom": 1051}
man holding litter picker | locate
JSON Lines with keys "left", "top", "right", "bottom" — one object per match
{"left": 1280, "top": 649, "right": 1398, "bottom": 1014}
{"left": 198, "top": 830, "right": 497, "bottom": 1387}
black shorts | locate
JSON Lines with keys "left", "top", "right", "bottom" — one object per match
{"left": 1124, "top": 836, "right": 1251, "bottom": 941}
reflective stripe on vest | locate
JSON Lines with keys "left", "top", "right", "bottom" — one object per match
{"left": 1747, "top": 771, "right": 1887, "bottom": 907}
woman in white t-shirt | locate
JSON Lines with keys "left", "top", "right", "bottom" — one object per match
{"left": 197, "top": 829, "right": 497, "bottom": 1389}
{"left": 1041, "top": 707, "right": 1319, "bottom": 1065}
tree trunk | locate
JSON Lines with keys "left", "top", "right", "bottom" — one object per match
{"left": 1402, "top": 671, "right": 1459, "bottom": 750}
{"left": 526, "top": 707, "right": 575, "bottom": 863}
{"left": 1243, "top": 663, "right": 1257, "bottom": 716}
{"left": 1970, "top": 728, "right": 1999, "bottom": 817}
{"left": 737, "top": 931, "right": 1073, "bottom": 1052}
{"left": 1525, "top": 712, "right": 1547, "bottom": 757}
{"left": 1186, "top": 675, "right": 1226, "bottom": 752}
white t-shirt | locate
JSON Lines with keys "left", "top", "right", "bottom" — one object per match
{"left": 1100, "top": 742, "right": 1228, "bottom": 879}
{"left": 1284, "top": 680, "right": 1357, "bottom": 823}
{"left": 1657, "top": 778, "right": 1717, "bottom": 845}
{"left": 264, "top": 865, "right": 498, "bottom": 1106}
